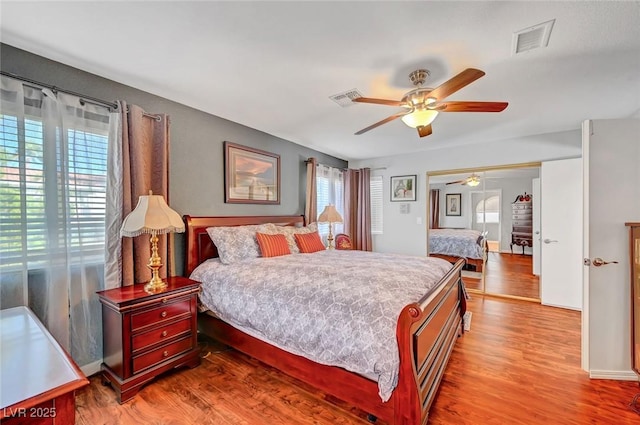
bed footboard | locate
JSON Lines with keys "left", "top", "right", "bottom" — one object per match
{"left": 394, "top": 258, "right": 466, "bottom": 425}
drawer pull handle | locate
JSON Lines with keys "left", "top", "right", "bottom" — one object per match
{"left": 161, "top": 311, "right": 167, "bottom": 318}
{"left": 162, "top": 298, "right": 168, "bottom": 304}
{"left": 163, "top": 350, "right": 169, "bottom": 357}
{"left": 161, "top": 330, "right": 168, "bottom": 337}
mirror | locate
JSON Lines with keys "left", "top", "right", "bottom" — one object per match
{"left": 427, "top": 163, "right": 541, "bottom": 301}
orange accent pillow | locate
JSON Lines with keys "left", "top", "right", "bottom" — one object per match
{"left": 294, "top": 232, "right": 326, "bottom": 253}
{"left": 256, "top": 232, "right": 291, "bottom": 258}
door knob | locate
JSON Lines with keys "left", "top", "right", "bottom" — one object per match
{"left": 591, "top": 257, "right": 619, "bottom": 267}
{"left": 543, "top": 238, "right": 558, "bottom": 244}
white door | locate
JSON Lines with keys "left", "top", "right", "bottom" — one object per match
{"left": 540, "top": 158, "right": 583, "bottom": 310}
{"left": 583, "top": 119, "right": 640, "bottom": 377}
{"left": 532, "top": 178, "right": 541, "bottom": 276}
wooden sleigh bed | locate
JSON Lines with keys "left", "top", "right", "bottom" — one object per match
{"left": 184, "top": 215, "right": 466, "bottom": 425}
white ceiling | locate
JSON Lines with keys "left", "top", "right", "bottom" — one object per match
{"left": 2, "top": 1, "right": 639, "bottom": 161}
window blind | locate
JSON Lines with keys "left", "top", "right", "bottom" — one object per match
{"left": 370, "top": 176, "right": 383, "bottom": 234}
{"left": 0, "top": 114, "right": 109, "bottom": 270}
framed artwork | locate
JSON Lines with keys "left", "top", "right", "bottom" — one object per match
{"left": 390, "top": 175, "right": 417, "bottom": 202}
{"left": 446, "top": 193, "right": 462, "bottom": 216}
{"left": 224, "top": 141, "right": 280, "bottom": 204}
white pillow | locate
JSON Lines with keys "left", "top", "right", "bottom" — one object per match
{"left": 274, "top": 223, "right": 318, "bottom": 254}
{"left": 206, "top": 223, "right": 278, "bottom": 264}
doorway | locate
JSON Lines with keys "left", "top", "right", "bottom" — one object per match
{"left": 427, "top": 163, "right": 541, "bottom": 301}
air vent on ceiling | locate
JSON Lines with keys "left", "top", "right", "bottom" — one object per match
{"left": 512, "top": 19, "right": 555, "bottom": 55}
{"left": 329, "top": 89, "right": 363, "bottom": 107}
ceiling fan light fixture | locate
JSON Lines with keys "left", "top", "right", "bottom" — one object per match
{"left": 401, "top": 109, "right": 439, "bottom": 128}
{"left": 467, "top": 177, "right": 480, "bottom": 187}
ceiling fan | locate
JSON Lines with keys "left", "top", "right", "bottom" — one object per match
{"left": 352, "top": 68, "right": 508, "bottom": 138}
{"left": 446, "top": 173, "right": 481, "bottom": 187}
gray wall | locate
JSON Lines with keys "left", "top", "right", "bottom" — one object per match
{"left": 1, "top": 43, "right": 347, "bottom": 275}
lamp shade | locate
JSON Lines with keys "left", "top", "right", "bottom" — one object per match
{"left": 120, "top": 193, "right": 185, "bottom": 237}
{"left": 318, "top": 204, "right": 343, "bottom": 223}
{"left": 401, "top": 108, "right": 439, "bottom": 128}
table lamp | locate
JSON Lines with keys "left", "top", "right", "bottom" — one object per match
{"left": 120, "top": 191, "right": 185, "bottom": 293}
{"left": 318, "top": 204, "right": 343, "bottom": 250}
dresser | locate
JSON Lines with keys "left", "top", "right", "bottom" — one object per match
{"left": 627, "top": 223, "right": 640, "bottom": 377}
{"left": 97, "top": 277, "right": 201, "bottom": 403}
{"left": 1, "top": 307, "right": 89, "bottom": 424}
{"left": 510, "top": 193, "right": 533, "bottom": 254}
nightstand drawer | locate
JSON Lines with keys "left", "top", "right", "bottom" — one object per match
{"left": 131, "top": 298, "right": 191, "bottom": 331}
{"left": 132, "top": 336, "right": 194, "bottom": 374}
{"left": 132, "top": 318, "right": 192, "bottom": 353}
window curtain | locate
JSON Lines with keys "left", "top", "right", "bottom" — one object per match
{"left": 304, "top": 157, "right": 317, "bottom": 225}
{"left": 430, "top": 188, "right": 440, "bottom": 229}
{"left": 0, "top": 75, "right": 120, "bottom": 368}
{"left": 316, "top": 163, "right": 344, "bottom": 242}
{"left": 104, "top": 101, "right": 170, "bottom": 288}
{"left": 344, "top": 168, "right": 372, "bottom": 251}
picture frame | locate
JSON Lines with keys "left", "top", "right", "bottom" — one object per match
{"left": 446, "top": 193, "right": 462, "bottom": 216}
{"left": 224, "top": 141, "right": 280, "bottom": 204}
{"left": 390, "top": 175, "right": 417, "bottom": 202}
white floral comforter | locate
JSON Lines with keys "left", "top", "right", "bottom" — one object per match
{"left": 190, "top": 250, "right": 452, "bottom": 402}
{"left": 429, "top": 228, "right": 485, "bottom": 259}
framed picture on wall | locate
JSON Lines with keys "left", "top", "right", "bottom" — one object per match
{"left": 445, "top": 193, "right": 462, "bottom": 216}
{"left": 390, "top": 175, "right": 417, "bottom": 202}
{"left": 224, "top": 141, "right": 280, "bottom": 204}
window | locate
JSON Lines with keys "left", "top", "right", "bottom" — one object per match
{"left": 370, "top": 176, "right": 383, "bottom": 234}
{"left": 0, "top": 102, "right": 109, "bottom": 270}
{"left": 316, "top": 164, "right": 344, "bottom": 239}
{"left": 476, "top": 195, "right": 500, "bottom": 224}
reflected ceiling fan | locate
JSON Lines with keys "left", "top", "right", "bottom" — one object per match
{"left": 446, "top": 173, "right": 481, "bottom": 187}
{"left": 352, "top": 68, "right": 508, "bottom": 138}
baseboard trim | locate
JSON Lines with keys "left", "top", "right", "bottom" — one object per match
{"left": 81, "top": 359, "right": 102, "bottom": 377}
{"left": 589, "top": 369, "right": 638, "bottom": 381}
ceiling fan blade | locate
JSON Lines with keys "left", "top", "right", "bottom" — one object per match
{"left": 446, "top": 180, "right": 466, "bottom": 185}
{"left": 354, "top": 112, "right": 408, "bottom": 135}
{"left": 417, "top": 124, "right": 433, "bottom": 138}
{"left": 352, "top": 97, "right": 405, "bottom": 107}
{"left": 440, "top": 101, "right": 508, "bottom": 112}
{"left": 428, "top": 68, "right": 485, "bottom": 101}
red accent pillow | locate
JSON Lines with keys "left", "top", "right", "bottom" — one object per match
{"left": 256, "top": 232, "right": 291, "bottom": 258}
{"left": 294, "top": 232, "right": 326, "bottom": 253}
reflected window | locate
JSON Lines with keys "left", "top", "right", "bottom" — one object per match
{"left": 476, "top": 195, "right": 500, "bottom": 224}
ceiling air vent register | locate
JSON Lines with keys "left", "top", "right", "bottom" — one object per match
{"left": 512, "top": 19, "right": 555, "bottom": 55}
{"left": 329, "top": 89, "right": 364, "bottom": 107}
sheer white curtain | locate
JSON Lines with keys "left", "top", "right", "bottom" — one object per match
{"left": 0, "top": 75, "right": 120, "bottom": 369}
{"left": 316, "top": 163, "right": 344, "bottom": 242}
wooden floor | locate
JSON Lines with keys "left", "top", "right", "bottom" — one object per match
{"left": 75, "top": 295, "right": 640, "bottom": 424}
{"left": 464, "top": 252, "right": 540, "bottom": 300}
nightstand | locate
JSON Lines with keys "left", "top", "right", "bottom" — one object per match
{"left": 97, "top": 276, "right": 201, "bottom": 403}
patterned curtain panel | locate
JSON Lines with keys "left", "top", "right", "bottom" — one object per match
{"left": 304, "top": 157, "right": 317, "bottom": 225}
{"left": 344, "top": 168, "right": 372, "bottom": 251}
{"left": 107, "top": 101, "right": 170, "bottom": 287}
{"left": 430, "top": 189, "right": 440, "bottom": 229}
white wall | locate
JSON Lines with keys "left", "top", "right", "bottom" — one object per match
{"left": 350, "top": 129, "right": 580, "bottom": 255}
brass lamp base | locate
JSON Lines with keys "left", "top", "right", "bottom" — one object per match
{"left": 327, "top": 223, "right": 335, "bottom": 250}
{"left": 144, "top": 233, "right": 167, "bottom": 294}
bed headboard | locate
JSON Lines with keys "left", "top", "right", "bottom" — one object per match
{"left": 183, "top": 215, "right": 305, "bottom": 276}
